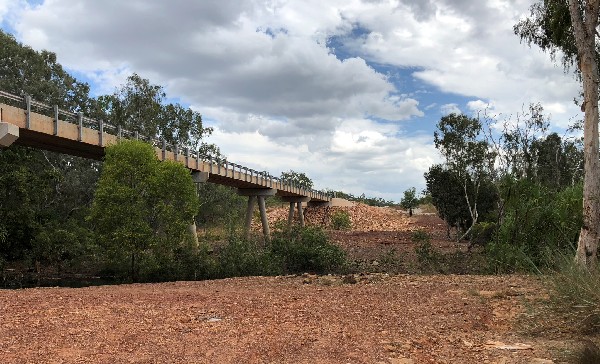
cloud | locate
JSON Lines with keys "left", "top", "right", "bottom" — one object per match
{"left": 440, "top": 103, "right": 461, "bottom": 115}
{"left": 338, "top": 0, "right": 581, "bottom": 124}
{"left": 15, "top": 1, "right": 422, "bottom": 127}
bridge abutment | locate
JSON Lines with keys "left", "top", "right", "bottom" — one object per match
{"left": 0, "top": 122, "right": 19, "bottom": 147}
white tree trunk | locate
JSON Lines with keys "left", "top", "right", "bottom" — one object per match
{"left": 568, "top": 0, "right": 600, "bottom": 268}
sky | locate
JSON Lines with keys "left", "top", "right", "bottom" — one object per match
{"left": 0, "top": 0, "right": 583, "bottom": 202}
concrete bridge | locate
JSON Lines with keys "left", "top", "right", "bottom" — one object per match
{"left": 0, "top": 91, "right": 348, "bottom": 240}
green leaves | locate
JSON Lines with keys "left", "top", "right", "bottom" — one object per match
{"left": 96, "top": 73, "right": 214, "bottom": 152}
{"left": 89, "top": 140, "right": 199, "bottom": 281}
{"left": 400, "top": 187, "right": 419, "bottom": 210}
{"left": 280, "top": 170, "right": 314, "bottom": 190}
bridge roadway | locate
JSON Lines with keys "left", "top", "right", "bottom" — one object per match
{"left": 0, "top": 91, "right": 345, "bottom": 240}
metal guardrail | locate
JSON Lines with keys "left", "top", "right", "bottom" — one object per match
{"left": 0, "top": 90, "right": 330, "bottom": 200}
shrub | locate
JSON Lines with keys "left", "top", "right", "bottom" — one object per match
{"left": 488, "top": 181, "right": 582, "bottom": 272}
{"left": 330, "top": 210, "right": 352, "bottom": 230}
{"left": 271, "top": 226, "right": 346, "bottom": 274}
{"left": 412, "top": 230, "right": 441, "bottom": 272}
{"left": 217, "top": 238, "right": 282, "bottom": 278}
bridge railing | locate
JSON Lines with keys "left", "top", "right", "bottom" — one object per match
{"left": 0, "top": 90, "right": 330, "bottom": 201}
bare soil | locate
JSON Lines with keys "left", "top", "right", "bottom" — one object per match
{"left": 0, "top": 207, "right": 584, "bottom": 363}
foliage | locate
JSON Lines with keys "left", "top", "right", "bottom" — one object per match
{"left": 424, "top": 164, "right": 497, "bottom": 238}
{"left": 0, "top": 30, "right": 94, "bottom": 111}
{"left": 325, "top": 190, "right": 396, "bottom": 207}
{"left": 0, "top": 30, "right": 101, "bottom": 269}
{"left": 89, "top": 140, "right": 198, "bottom": 281}
{"left": 330, "top": 210, "right": 352, "bottom": 230}
{"left": 400, "top": 187, "right": 419, "bottom": 213}
{"left": 212, "top": 239, "right": 281, "bottom": 278}
{"left": 280, "top": 170, "right": 314, "bottom": 190}
{"left": 515, "top": 0, "right": 600, "bottom": 268}
{"left": 271, "top": 226, "right": 346, "bottom": 274}
{"left": 514, "top": 0, "right": 578, "bottom": 73}
{"left": 412, "top": 230, "right": 441, "bottom": 271}
{"left": 486, "top": 181, "right": 582, "bottom": 273}
{"left": 196, "top": 183, "right": 247, "bottom": 232}
{"left": 96, "top": 73, "right": 215, "bottom": 153}
{"left": 533, "top": 133, "right": 583, "bottom": 189}
{"left": 431, "top": 113, "right": 498, "bottom": 239}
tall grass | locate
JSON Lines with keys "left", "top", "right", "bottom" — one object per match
{"left": 549, "top": 253, "right": 600, "bottom": 334}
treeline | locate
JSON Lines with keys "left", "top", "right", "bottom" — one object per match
{"left": 425, "top": 106, "right": 584, "bottom": 272}
{"left": 325, "top": 190, "right": 397, "bottom": 207}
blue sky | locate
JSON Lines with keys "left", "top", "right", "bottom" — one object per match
{"left": 0, "top": 0, "right": 582, "bottom": 201}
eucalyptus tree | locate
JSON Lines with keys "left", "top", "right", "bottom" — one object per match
{"left": 280, "top": 170, "right": 314, "bottom": 190}
{"left": 96, "top": 74, "right": 217, "bottom": 155}
{"left": 433, "top": 113, "right": 497, "bottom": 240}
{"left": 515, "top": 0, "right": 600, "bottom": 268}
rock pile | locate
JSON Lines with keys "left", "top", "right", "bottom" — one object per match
{"left": 254, "top": 203, "right": 413, "bottom": 232}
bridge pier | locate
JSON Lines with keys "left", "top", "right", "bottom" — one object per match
{"left": 238, "top": 188, "right": 277, "bottom": 242}
{"left": 190, "top": 171, "right": 209, "bottom": 247}
{"left": 281, "top": 196, "right": 311, "bottom": 228}
{"left": 0, "top": 122, "right": 19, "bottom": 147}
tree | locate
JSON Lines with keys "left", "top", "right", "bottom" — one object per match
{"left": 89, "top": 140, "right": 198, "bottom": 281}
{"left": 280, "top": 170, "right": 314, "bottom": 190}
{"left": 0, "top": 30, "right": 99, "bottom": 268}
{"left": 425, "top": 164, "right": 473, "bottom": 238}
{"left": 96, "top": 74, "right": 216, "bottom": 153}
{"left": 515, "top": 0, "right": 600, "bottom": 268}
{"left": 400, "top": 187, "right": 419, "bottom": 216}
{"left": 533, "top": 132, "right": 584, "bottom": 189}
{"left": 433, "top": 113, "right": 497, "bottom": 240}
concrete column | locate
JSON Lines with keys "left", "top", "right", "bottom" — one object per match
{"left": 244, "top": 196, "right": 257, "bottom": 240}
{"left": 297, "top": 202, "right": 305, "bottom": 227}
{"left": 287, "top": 202, "right": 295, "bottom": 227}
{"left": 258, "top": 196, "right": 270, "bottom": 242}
{"left": 238, "top": 188, "right": 277, "bottom": 241}
{"left": 0, "top": 122, "right": 19, "bottom": 147}
{"left": 281, "top": 196, "right": 311, "bottom": 228}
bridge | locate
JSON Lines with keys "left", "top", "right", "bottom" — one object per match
{"left": 0, "top": 91, "right": 349, "bottom": 241}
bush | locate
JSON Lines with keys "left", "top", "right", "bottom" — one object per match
{"left": 217, "top": 238, "right": 282, "bottom": 278}
{"left": 488, "top": 181, "right": 582, "bottom": 272}
{"left": 412, "top": 230, "right": 441, "bottom": 271}
{"left": 271, "top": 226, "right": 347, "bottom": 274}
{"left": 330, "top": 210, "right": 351, "bottom": 230}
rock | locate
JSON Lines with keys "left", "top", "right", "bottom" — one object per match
{"left": 529, "top": 359, "right": 553, "bottom": 364}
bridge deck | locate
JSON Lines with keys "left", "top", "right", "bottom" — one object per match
{"left": 0, "top": 100, "right": 330, "bottom": 202}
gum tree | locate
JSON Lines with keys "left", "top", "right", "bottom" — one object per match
{"left": 515, "top": 0, "right": 600, "bottom": 268}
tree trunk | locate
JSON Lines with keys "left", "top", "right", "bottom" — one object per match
{"left": 568, "top": 0, "right": 600, "bottom": 268}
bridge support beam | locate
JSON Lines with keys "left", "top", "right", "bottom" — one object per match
{"left": 281, "top": 196, "right": 311, "bottom": 228}
{"left": 238, "top": 188, "right": 277, "bottom": 241}
{"left": 0, "top": 122, "right": 19, "bottom": 147}
{"left": 190, "top": 171, "right": 210, "bottom": 247}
